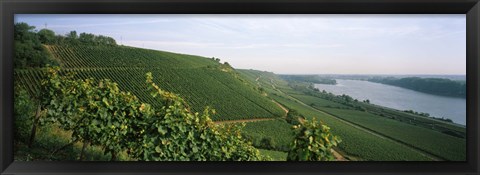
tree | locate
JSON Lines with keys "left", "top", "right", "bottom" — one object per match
{"left": 260, "top": 137, "right": 275, "bottom": 150}
{"left": 286, "top": 109, "right": 304, "bottom": 125}
{"left": 224, "top": 62, "right": 231, "bottom": 67}
{"left": 96, "top": 35, "right": 117, "bottom": 45}
{"left": 65, "top": 31, "right": 80, "bottom": 45}
{"left": 63, "top": 31, "right": 117, "bottom": 46}
{"left": 37, "top": 29, "right": 56, "bottom": 44}
{"left": 79, "top": 33, "right": 96, "bottom": 44}
{"left": 14, "top": 22, "right": 36, "bottom": 41}
{"left": 66, "top": 30, "right": 78, "bottom": 39}
{"left": 14, "top": 23, "right": 57, "bottom": 68}
{"left": 55, "top": 35, "right": 66, "bottom": 44}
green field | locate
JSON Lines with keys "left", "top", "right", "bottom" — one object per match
{"left": 318, "top": 107, "right": 466, "bottom": 161}
{"left": 14, "top": 43, "right": 466, "bottom": 161}
{"left": 237, "top": 70, "right": 469, "bottom": 161}
{"left": 16, "top": 45, "right": 284, "bottom": 121}
{"left": 285, "top": 87, "right": 466, "bottom": 160}
{"left": 242, "top": 119, "right": 294, "bottom": 151}
{"left": 14, "top": 22, "right": 467, "bottom": 162}
{"left": 290, "top": 94, "right": 352, "bottom": 109}
{"left": 270, "top": 94, "right": 433, "bottom": 161}
{"left": 259, "top": 149, "right": 287, "bottom": 161}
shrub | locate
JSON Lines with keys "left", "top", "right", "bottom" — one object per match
{"left": 287, "top": 119, "right": 341, "bottom": 161}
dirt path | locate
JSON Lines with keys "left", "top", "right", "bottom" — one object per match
{"left": 272, "top": 100, "right": 289, "bottom": 117}
{"left": 332, "top": 149, "right": 348, "bottom": 161}
{"left": 214, "top": 118, "right": 276, "bottom": 124}
{"left": 269, "top": 79, "right": 283, "bottom": 95}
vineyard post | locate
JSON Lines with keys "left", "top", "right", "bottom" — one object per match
{"left": 79, "top": 140, "right": 89, "bottom": 160}
{"left": 28, "top": 104, "right": 42, "bottom": 148}
{"left": 111, "top": 151, "right": 116, "bottom": 161}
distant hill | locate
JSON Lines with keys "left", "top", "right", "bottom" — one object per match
{"left": 368, "top": 77, "right": 466, "bottom": 98}
{"left": 278, "top": 75, "right": 336, "bottom": 85}
{"left": 15, "top": 44, "right": 284, "bottom": 121}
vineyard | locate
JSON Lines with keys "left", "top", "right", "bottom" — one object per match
{"left": 237, "top": 69, "right": 466, "bottom": 161}
{"left": 242, "top": 119, "right": 294, "bottom": 151}
{"left": 15, "top": 67, "right": 269, "bottom": 161}
{"left": 318, "top": 108, "right": 466, "bottom": 161}
{"left": 15, "top": 45, "right": 284, "bottom": 121}
{"left": 13, "top": 41, "right": 466, "bottom": 161}
{"left": 288, "top": 91, "right": 466, "bottom": 160}
{"left": 269, "top": 94, "right": 433, "bottom": 161}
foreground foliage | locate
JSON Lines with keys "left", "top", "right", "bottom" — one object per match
{"left": 24, "top": 67, "right": 266, "bottom": 161}
{"left": 29, "top": 44, "right": 285, "bottom": 121}
{"left": 287, "top": 119, "right": 341, "bottom": 161}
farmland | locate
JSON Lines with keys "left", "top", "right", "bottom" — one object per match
{"left": 238, "top": 69, "right": 465, "bottom": 161}
{"left": 242, "top": 119, "right": 294, "bottom": 151}
{"left": 269, "top": 93, "right": 432, "bottom": 161}
{"left": 14, "top": 41, "right": 466, "bottom": 161}
{"left": 12, "top": 21, "right": 466, "bottom": 162}
{"left": 16, "top": 45, "right": 284, "bottom": 121}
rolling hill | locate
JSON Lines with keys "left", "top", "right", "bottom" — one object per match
{"left": 15, "top": 44, "right": 284, "bottom": 121}
{"left": 14, "top": 43, "right": 466, "bottom": 161}
{"left": 237, "top": 69, "right": 466, "bottom": 161}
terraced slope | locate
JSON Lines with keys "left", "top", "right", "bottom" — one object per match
{"left": 237, "top": 69, "right": 466, "bottom": 161}
{"left": 15, "top": 44, "right": 284, "bottom": 121}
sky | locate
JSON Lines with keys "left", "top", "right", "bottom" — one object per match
{"left": 15, "top": 14, "right": 466, "bottom": 75}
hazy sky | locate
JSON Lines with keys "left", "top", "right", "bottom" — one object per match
{"left": 16, "top": 14, "right": 466, "bottom": 75}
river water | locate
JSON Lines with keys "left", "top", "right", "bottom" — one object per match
{"left": 314, "top": 79, "right": 466, "bottom": 125}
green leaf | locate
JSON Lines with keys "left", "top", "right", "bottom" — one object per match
{"left": 192, "top": 147, "right": 198, "bottom": 153}
{"left": 155, "top": 146, "right": 162, "bottom": 153}
{"left": 102, "top": 97, "right": 109, "bottom": 106}
{"left": 157, "top": 126, "right": 167, "bottom": 135}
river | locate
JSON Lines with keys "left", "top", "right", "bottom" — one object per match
{"left": 314, "top": 79, "right": 466, "bottom": 125}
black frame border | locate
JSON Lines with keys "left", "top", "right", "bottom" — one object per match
{"left": 1, "top": 0, "right": 479, "bottom": 174}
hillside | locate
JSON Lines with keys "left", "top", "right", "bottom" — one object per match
{"left": 237, "top": 69, "right": 466, "bottom": 161}
{"left": 13, "top": 43, "right": 467, "bottom": 161}
{"left": 12, "top": 22, "right": 466, "bottom": 162}
{"left": 368, "top": 77, "right": 466, "bottom": 98}
{"left": 14, "top": 44, "right": 466, "bottom": 161}
{"left": 15, "top": 44, "right": 284, "bottom": 121}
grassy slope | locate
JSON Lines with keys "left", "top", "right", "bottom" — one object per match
{"left": 319, "top": 107, "right": 466, "bottom": 161}
{"left": 16, "top": 45, "right": 284, "bottom": 121}
{"left": 259, "top": 149, "right": 287, "bottom": 161}
{"left": 270, "top": 94, "right": 432, "bottom": 161}
{"left": 238, "top": 69, "right": 442, "bottom": 161}
{"left": 240, "top": 69, "right": 466, "bottom": 161}
{"left": 15, "top": 44, "right": 465, "bottom": 161}
{"left": 290, "top": 91, "right": 466, "bottom": 160}
{"left": 14, "top": 124, "right": 129, "bottom": 161}
{"left": 242, "top": 119, "right": 294, "bottom": 151}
